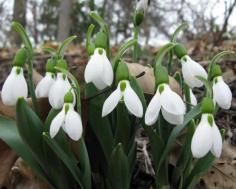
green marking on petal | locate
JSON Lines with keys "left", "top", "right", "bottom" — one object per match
{"left": 62, "top": 74, "right": 66, "bottom": 80}
{"left": 16, "top": 67, "right": 21, "bottom": 75}
{"left": 120, "top": 81, "right": 126, "bottom": 92}
{"left": 98, "top": 48, "right": 103, "bottom": 55}
{"left": 208, "top": 114, "right": 213, "bottom": 126}
{"left": 64, "top": 104, "right": 70, "bottom": 114}
{"left": 158, "top": 84, "right": 164, "bottom": 94}
{"left": 214, "top": 77, "right": 218, "bottom": 84}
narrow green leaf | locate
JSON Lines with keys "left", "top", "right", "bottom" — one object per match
{"left": 155, "top": 42, "right": 177, "bottom": 68}
{"left": 195, "top": 75, "right": 212, "bottom": 97}
{"left": 75, "top": 139, "right": 92, "bottom": 189}
{"left": 89, "top": 11, "right": 107, "bottom": 26}
{"left": 114, "top": 103, "right": 131, "bottom": 153}
{"left": 42, "top": 47, "right": 56, "bottom": 55}
{"left": 0, "top": 115, "right": 50, "bottom": 185}
{"left": 112, "top": 39, "right": 137, "bottom": 72}
{"left": 107, "top": 143, "right": 130, "bottom": 189}
{"left": 12, "top": 21, "right": 32, "bottom": 51}
{"left": 171, "top": 22, "right": 188, "bottom": 42}
{"left": 16, "top": 98, "right": 45, "bottom": 166}
{"left": 57, "top": 35, "right": 77, "bottom": 58}
{"left": 43, "top": 133, "right": 84, "bottom": 188}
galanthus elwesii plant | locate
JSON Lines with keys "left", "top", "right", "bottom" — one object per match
{"left": 1, "top": 48, "right": 28, "bottom": 106}
{"left": 0, "top": 7, "right": 234, "bottom": 189}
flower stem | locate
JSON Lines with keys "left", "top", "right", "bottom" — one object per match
{"left": 133, "top": 26, "right": 140, "bottom": 63}
{"left": 27, "top": 56, "right": 39, "bottom": 115}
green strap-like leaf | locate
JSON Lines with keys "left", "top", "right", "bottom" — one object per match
{"left": 43, "top": 133, "right": 84, "bottom": 188}
{"left": 0, "top": 115, "right": 51, "bottom": 186}
{"left": 56, "top": 35, "right": 77, "bottom": 58}
{"left": 107, "top": 143, "right": 130, "bottom": 189}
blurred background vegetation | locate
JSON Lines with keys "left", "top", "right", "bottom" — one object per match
{"left": 0, "top": 0, "right": 236, "bottom": 48}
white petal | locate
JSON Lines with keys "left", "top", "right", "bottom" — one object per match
{"left": 160, "top": 85, "right": 186, "bottom": 115}
{"left": 35, "top": 73, "right": 55, "bottom": 98}
{"left": 145, "top": 91, "right": 161, "bottom": 125}
{"left": 181, "top": 56, "right": 207, "bottom": 88}
{"left": 102, "top": 87, "right": 122, "bottom": 117}
{"left": 84, "top": 49, "right": 106, "bottom": 89}
{"left": 64, "top": 110, "right": 83, "bottom": 141}
{"left": 211, "top": 123, "right": 222, "bottom": 158}
{"left": 161, "top": 108, "right": 184, "bottom": 125}
{"left": 213, "top": 76, "right": 232, "bottom": 109}
{"left": 49, "top": 74, "right": 71, "bottom": 109}
{"left": 12, "top": 72, "right": 28, "bottom": 101}
{"left": 136, "top": 0, "right": 149, "bottom": 11}
{"left": 102, "top": 54, "right": 114, "bottom": 86}
{"left": 124, "top": 81, "right": 143, "bottom": 118}
{"left": 50, "top": 110, "right": 65, "bottom": 138}
{"left": 191, "top": 114, "right": 212, "bottom": 158}
{"left": 1, "top": 69, "right": 15, "bottom": 106}
{"left": 190, "top": 89, "right": 198, "bottom": 106}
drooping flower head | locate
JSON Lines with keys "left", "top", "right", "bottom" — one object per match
{"left": 50, "top": 91, "right": 83, "bottom": 141}
{"left": 102, "top": 61, "right": 143, "bottom": 118}
{"left": 1, "top": 48, "right": 28, "bottom": 106}
{"left": 210, "top": 64, "right": 232, "bottom": 109}
{"left": 134, "top": 0, "right": 150, "bottom": 26}
{"left": 145, "top": 65, "right": 186, "bottom": 125}
{"left": 35, "top": 59, "right": 56, "bottom": 98}
{"left": 49, "top": 59, "right": 75, "bottom": 109}
{"left": 84, "top": 48, "right": 113, "bottom": 90}
{"left": 174, "top": 44, "right": 208, "bottom": 88}
{"left": 191, "top": 97, "right": 222, "bottom": 158}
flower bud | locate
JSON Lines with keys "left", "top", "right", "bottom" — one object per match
{"left": 134, "top": 10, "right": 144, "bottom": 26}
{"left": 174, "top": 44, "right": 187, "bottom": 59}
{"left": 57, "top": 59, "right": 68, "bottom": 70}
{"left": 95, "top": 30, "right": 107, "bottom": 49}
{"left": 209, "top": 64, "right": 222, "bottom": 80}
{"left": 46, "top": 59, "right": 56, "bottom": 73}
{"left": 64, "top": 90, "right": 74, "bottom": 103}
{"left": 12, "top": 48, "right": 27, "bottom": 67}
{"left": 155, "top": 65, "right": 169, "bottom": 86}
{"left": 201, "top": 97, "right": 215, "bottom": 114}
{"left": 115, "top": 60, "right": 129, "bottom": 83}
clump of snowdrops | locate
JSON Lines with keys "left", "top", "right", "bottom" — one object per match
{"left": 0, "top": 0, "right": 233, "bottom": 188}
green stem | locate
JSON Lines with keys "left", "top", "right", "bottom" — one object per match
{"left": 28, "top": 54, "right": 39, "bottom": 115}
{"left": 183, "top": 83, "right": 191, "bottom": 112}
{"left": 133, "top": 26, "right": 139, "bottom": 63}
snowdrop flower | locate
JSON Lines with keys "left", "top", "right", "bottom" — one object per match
{"left": 48, "top": 73, "right": 74, "bottom": 109}
{"left": 136, "top": 0, "right": 149, "bottom": 12}
{"left": 191, "top": 113, "right": 222, "bottom": 158}
{"left": 1, "top": 48, "right": 28, "bottom": 106}
{"left": 174, "top": 44, "right": 207, "bottom": 88}
{"left": 145, "top": 84, "right": 186, "bottom": 125}
{"left": 84, "top": 48, "right": 113, "bottom": 90}
{"left": 35, "top": 59, "right": 56, "bottom": 98}
{"left": 213, "top": 76, "right": 232, "bottom": 109}
{"left": 1, "top": 66, "right": 28, "bottom": 106}
{"left": 102, "top": 80, "right": 143, "bottom": 118}
{"left": 50, "top": 91, "right": 83, "bottom": 141}
{"left": 181, "top": 55, "right": 208, "bottom": 88}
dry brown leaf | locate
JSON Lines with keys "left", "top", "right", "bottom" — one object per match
{"left": 126, "top": 63, "right": 181, "bottom": 96}
{"left": 0, "top": 140, "right": 18, "bottom": 188}
{"left": 199, "top": 140, "right": 236, "bottom": 189}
